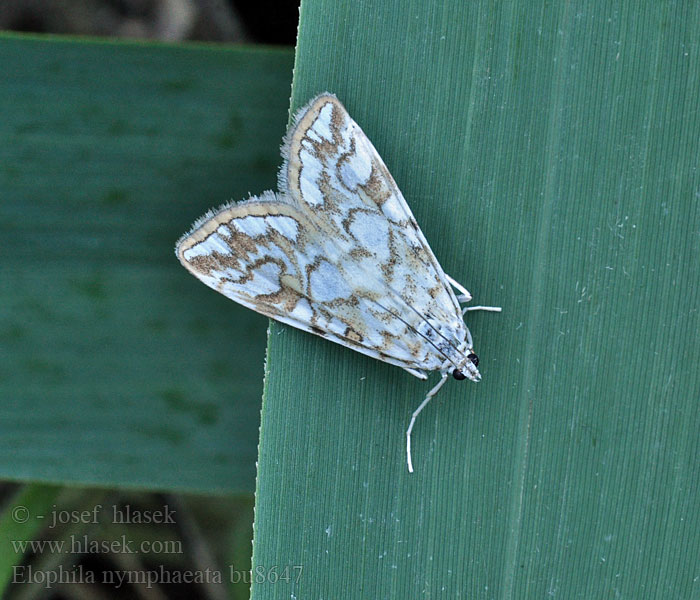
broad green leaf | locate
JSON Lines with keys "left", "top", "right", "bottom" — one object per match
{"left": 0, "top": 34, "right": 294, "bottom": 494}
{"left": 252, "top": 1, "right": 699, "bottom": 598}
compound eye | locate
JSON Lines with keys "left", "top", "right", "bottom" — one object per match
{"left": 467, "top": 353, "right": 479, "bottom": 367}
{"left": 452, "top": 369, "right": 467, "bottom": 380}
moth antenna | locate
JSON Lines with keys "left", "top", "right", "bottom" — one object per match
{"left": 406, "top": 371, "right": 450, "bottom": 473}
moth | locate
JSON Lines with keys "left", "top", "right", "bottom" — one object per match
{"left": 176, "top": 93, "right": 500, "bottom": 472}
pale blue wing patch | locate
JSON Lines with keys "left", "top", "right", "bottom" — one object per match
{"left": 176, "top": 197, "right": 452, "bottom": 377}
{"left": 282, "top": 94, "right": 465, "bottom": 345}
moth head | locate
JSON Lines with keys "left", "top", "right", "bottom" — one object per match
{"left": 452, "top": 352, "right": 480, "bottom": 382}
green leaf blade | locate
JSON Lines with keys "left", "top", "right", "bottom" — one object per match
{"left": 252, "top": 2, "right": 700, "bottom": 598}
{"left": 1, "top": 34, "right": 294, "bottom": 494}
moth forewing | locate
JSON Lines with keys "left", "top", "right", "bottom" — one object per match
{"left": 176, "top": 92, "right": 500, "bottom": 473}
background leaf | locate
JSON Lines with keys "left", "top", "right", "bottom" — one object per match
{"left": 252, "top": 1, "right": 699, "bottom": 598}
{"left": 0, "top": 484, "right": 63, "bottom": 591}
{"left": 0, "top": 34, "right": 294, "bottom": 494}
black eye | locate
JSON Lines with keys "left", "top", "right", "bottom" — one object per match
{"left": 467, "top": 353, "right": 479, "bottom": 367}
{"left": 452, "top": 369, "right": 467, "bottom": 380}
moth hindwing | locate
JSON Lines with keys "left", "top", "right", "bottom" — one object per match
{"left": 176, "top": 92, "right": 500, "bottom": 472}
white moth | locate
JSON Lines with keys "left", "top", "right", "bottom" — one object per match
{"left": 176, "top": 93, "right": 500, "bottom": 472}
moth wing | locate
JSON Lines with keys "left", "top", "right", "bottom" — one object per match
{"left": 282, "top": 93, "right": 463, "bottom": 331}
{"left": 176, "top": 193, "right": 446, "bottom": 378}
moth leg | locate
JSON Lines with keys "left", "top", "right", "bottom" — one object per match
{"left": 462, "top": 305, "right": 502, "bottom": 314}
{"left": 445, "top": 274, "right": 472, "bottom": 303}
{"left": 406, "top": 371, "right": 450, "bottom": 473}
{"left": 447, "top": 274, "right": 502, "bottom": 313}
{"left": 446, "top": 274, "right": 502, "bottom": 313}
